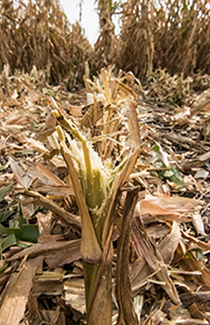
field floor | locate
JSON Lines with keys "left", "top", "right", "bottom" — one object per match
{"left": 1, "top": 68, "right": 210, "bottom": 324}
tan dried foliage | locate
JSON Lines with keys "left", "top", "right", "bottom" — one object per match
{"left": 0, "top": 0, "right": 93, "bottom": 86}
{"left": 1, "top": 0, "right": 210, "bottom": 87}
{"left": 1, "top": 1, "right": 210, "bottom": 324}
{"left": 114, "top": 0, "right": 210, "bottom": 82}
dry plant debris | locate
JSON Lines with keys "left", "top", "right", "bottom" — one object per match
{"left": 1, "top": 64, "right": 210, "bottom": 324}
{"left": 2, "top": 0, "right": 210, "bottom": 323}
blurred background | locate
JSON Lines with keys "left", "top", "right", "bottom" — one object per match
{"left": 1, "top": 0, "right": 210, "bottom": 88}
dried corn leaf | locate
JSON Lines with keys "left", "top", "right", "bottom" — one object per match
{"left": 132, "top": 217, "right": 181, "bottom": 305}
{"left": 116, "top": 188, "right": 139, "bottom": 325}
{"left": 0, "top": 256, "right": 43, "bottom": 325}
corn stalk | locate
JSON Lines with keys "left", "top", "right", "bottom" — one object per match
{"left": 52, "top": 70, "right": 140, "bottom": 324}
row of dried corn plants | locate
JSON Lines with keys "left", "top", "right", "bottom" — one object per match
{"left": 1, "top": 0, "right": 210, "bottom": 86}
{"left": 113, "top": 0, "right": 210, "bottom": 81}
{"left": 0, "top": 0, "right": 93, "bottom": 86}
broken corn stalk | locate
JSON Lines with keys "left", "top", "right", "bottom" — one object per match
{"left": 52, "top": 99, "right": 140, "bottom": 323}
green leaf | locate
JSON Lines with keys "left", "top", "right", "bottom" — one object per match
{"left": 0, "top": 263, "right": 8, "bottom": 273}
{"left": 0, "top": 183, "right": 15, "bottom": 202}
{"left": 0, "top": 224, "right": 39, "bottom": 243}
{"left": 17, "top": 242, "right": 29, "bottom": 248}
{"left": 0, "top": 233, "right": 16, "bottom": 252}
{"left": 192, "top": 248, "right": 205, "bottom": 261}
{"left": 169, "top": 165, "right": 185, "bottom": 188}
{"left": 153, "top": 143, "right": 160, "bottom": 153}
{"left": 0, "top": 210, "right": 16, "bottom": 223}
